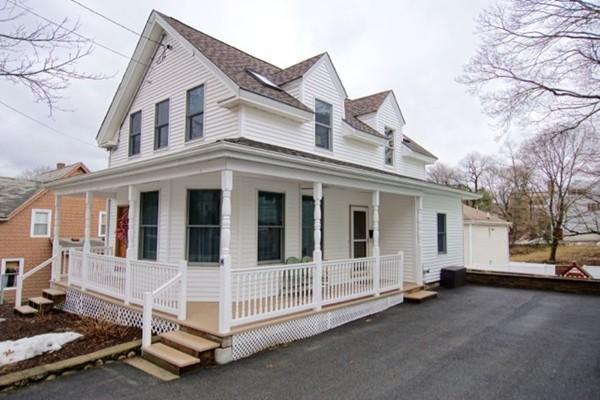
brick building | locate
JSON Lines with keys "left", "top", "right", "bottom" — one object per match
{"left": 0, "top": 163, "right": 105, "bottom": 303}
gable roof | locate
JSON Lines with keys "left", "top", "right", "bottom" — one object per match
{"left": 463, "top": 205, "right": 511, "bottom": 226}
{"left": 0, "top": 163, "right": 89, "bottom": 220}
{"left": 158, "top": 13, "right": 312, "bottom": 113}
{"left": 273, "top": 53, "right": 325, "bottom": 86}
{"left": 346, "top": 90, "right": 392, "bottom": 117}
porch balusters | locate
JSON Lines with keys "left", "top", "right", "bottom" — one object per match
{"left": 313, "top": 182, "right": 323, "bottom": 310}
{"left": 372, "top": 191, "right": 381, "bottom": 296}
{"left": 51, "top": 194, "right": 62, "bottom": 282}
{"left": 219, "top": 170, "right": 233, "bottom": 334}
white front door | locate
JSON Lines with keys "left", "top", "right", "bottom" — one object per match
{"left": 350, "top": 206, "right": 368, "bottom": 258}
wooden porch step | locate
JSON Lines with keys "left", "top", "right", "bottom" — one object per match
{"left": 404, "top": 290, "right": 438, "bottom": 303}
{"left": 28, "top": 296, "right": 54, "bottom": 312}
{"left": 14, "top": 305, "right": 38, "bottom": 317}
{"left": 142, "top": 343, "right": 201, "bottom": 375}
{"left": 159, "top": 330, "right": 219, "bottom": 358}
{"left": 42, "top": 288, "right": 66, "bottom": 303}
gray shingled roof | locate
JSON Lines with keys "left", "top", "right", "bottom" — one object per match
{"left": 0, "top": 177, "right": 41, "bottom": 219}
{"left": 159, "top": 13, "right": 312, "bottom": 113}
{"left": 463, "top": 205, "right": 511, "bottom": 226}
{"left": 401, "top": 136, "right": 437, "bottom": 159}
{"left": 0, "top": 164, "right": 85, "bottom": 219}
{"left": 273, "top": 53, "right": 325, "bottom": 85}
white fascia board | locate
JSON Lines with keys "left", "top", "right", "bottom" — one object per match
{"left": 342, "top": 121, "right": 386, "bottom": 146}
{"left": 47, "top": 140, "right": 477, "bottom": 199}
{"left": 219, "top": 89, "right": 313, "bottom": 122}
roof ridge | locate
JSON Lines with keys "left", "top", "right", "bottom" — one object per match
{"left": 279, "top": 52, "right": 326, "bottom": 71}
{"left": 156, "top": 12, "right": 282, "bottom": 73}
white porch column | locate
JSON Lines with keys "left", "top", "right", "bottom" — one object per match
{"left": 104, "top": 197, "right": 111, "bottom": 255}
{"left": 51, "top": 194, "right": 62, "bottom": 281}
{"left": 125, "top": 185, "right": 137, "bottom": 305}
{"left": 219, "top": 170, "right": 233, "bottom": 334}
{"left": 313, "top": 182, "right": 323, "bottom": 310}
{"left": 372, "top": 191, "right": 381, "bottom": 296}
{"left": 81, "top": 191, "right": 93, "bottom": 290}
{"left": 415, "top": 196, "right": 424, "bottom": 286}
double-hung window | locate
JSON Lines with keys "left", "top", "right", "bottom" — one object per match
{"left": 30, "top": 209, "right": 51, "bottom": 238}
{"left": 315, "top": 99, "right": 332, "bottom": 150}
{"left": 129, "top": 111, "right": 142, "bottom": 156}
{"left": 187, "top": 190, "right": 221, "bottom": 263}
{"left": 384, "top": 126, "right": 394, "bottom": 166}
{"left": 437, "top": 213, "right": 447, "bottom": 254}
{"left": 301, "top": 196, "right": 324, "bottom": 258}
{"left": 258, "top": 192, "right": 285, "bottom": 263}
{"left": 1, "top": 259, "right": 23, "bottom": 290}
{"left": 139, "top": 191, "right": 159, "bottom": 260}
{"left": 186, "top": 85, "right": 205, "bottom": 140}
{"left": 154, "top": 99, "right": 169, "bottom": 149}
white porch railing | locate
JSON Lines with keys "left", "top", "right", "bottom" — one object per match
{"left": 229, "top": 252, "right": 404, "bottom": 327}
{"left": 68, "top": 249, "right": 187, "bottom": 347}
{"left": 14, "top": 255, "right": 58, "bottom": 306}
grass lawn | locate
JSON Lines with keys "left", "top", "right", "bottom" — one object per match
{"left": 510, "top": 244, "right": 600, "bottom": 265}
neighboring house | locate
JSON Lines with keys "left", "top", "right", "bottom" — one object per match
{"left": 0, "top": 163, "right": 105, "bottom": 303}
{"left": 39, "top": 11, "right": 476, "bottom": 368}
{"left": 463, "top": 205, "right": 511, "bottom": 268}
{"left": 563, "top": 190, "right": 600, "bottom": 244}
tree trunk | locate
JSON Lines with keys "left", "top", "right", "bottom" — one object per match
{"left": 548, "top": 231, "right": 560, "bottom": 264}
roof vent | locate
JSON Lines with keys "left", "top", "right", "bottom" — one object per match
{"left": 402, "top": 138, "right": 411, "bottom": 144}
{"left": 56, "top": 162, "right": 66, "bottom": 170}
{"left": 246, "top": 69, "right": 281, "bottom": 91}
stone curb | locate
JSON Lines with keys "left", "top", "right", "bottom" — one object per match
{"left": 0, "top": 339, "right": 141, "bottom": 393}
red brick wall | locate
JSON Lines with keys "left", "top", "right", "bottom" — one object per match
{"left": 0, "top": 190, "right": 105, "bottom": 303}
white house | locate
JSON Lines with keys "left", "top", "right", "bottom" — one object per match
{"left": 17, "top": 11, "right": 476, "bottom": 371}
{"left": 463, "top": 205, "right": 511, "bottom": 268}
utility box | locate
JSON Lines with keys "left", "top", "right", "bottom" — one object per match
{"left": 441, "top": 266, "right": 466, "bottom": 289}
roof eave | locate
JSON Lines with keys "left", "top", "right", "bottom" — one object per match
{"left": 219, "top": 89, "right": 313, "bottom": 122}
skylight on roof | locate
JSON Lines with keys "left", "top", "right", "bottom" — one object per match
{"left": 246, "top": 69, "right": 281, "bottom": 91}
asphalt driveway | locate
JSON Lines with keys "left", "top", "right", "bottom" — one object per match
{"left": 3, "top": 285, "right": 600, "bottom": 400}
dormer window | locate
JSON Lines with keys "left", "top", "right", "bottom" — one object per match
{"left": 315, "top": 100, "right": 332, "bottom": 150}
{"left": 384, "top": 126, "right": 394, "bottom": 166}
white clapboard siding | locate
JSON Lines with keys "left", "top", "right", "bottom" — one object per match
{"left": 421, "top": 194, "right": 464, "bottom": 283}
{"left": 401, "top": 157, "right": 428, "bottom": 180}
{"left": 109, "top": 34, "right": 238, "bottom": 167}
{"left": 243, "top": 59, "right": 387, "bottom": 171}
{"left": 379, "top": 193, "right": 416, "bottom": 282}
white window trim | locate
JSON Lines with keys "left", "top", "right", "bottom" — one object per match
{"left": 1, "top": 258, "right": 24, "bottom": 290}
{"left": 314, "top": 98, "right": 333, "bottom": 151}
{"left": 30, "top": 209, "right": 52, "bottom": 238}
{"left": 98, "top": 211, "right": 107, "bottom": 238}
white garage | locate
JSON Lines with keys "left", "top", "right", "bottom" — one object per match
{"left": 463, "top": 205, "right": 511, "bottom": 268}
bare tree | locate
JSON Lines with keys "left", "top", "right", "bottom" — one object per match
{"left": 520, "top": 125, "right": 599, "bottom": 262}
{"left": 18, "top": 164, "right": 52, "bottom": 179}
{"left": 460, "top": 0, "right": 600, "bottom": 133}
{"left": 427, "top": 162, "right": 463, "bottom": 187}
{"left": 0, "top": 0, "right": 102, "bottom": 112}
{"left": 460, "top": 152, "right": 493, "bottom": 194}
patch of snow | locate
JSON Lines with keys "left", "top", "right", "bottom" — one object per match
{"left": 0, "top": 332, "right": 82, "bottom": 366}
{"left": 0, "top": 318, "right": 5, "bottom": 323}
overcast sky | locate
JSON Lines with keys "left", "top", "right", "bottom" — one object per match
{"left": 0, "top": 0, "right": 500, "bottom": 177}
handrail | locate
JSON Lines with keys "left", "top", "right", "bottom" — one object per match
{"left": 15, "top": 255, "right": 57, "bottom": 306}
{"left": 231, "top": 261, "right": 317, "bottom": 274}
{"left": 141, "top": 260, "right": 187, "bottom": 348}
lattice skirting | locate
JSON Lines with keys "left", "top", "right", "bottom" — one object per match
{"left": 56, "top": 286, "right": 179, "bottom": 335}
{"left": 231, "top": 293, "right": 404, "bottom": 360}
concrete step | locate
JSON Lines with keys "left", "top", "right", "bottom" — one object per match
{"left": 159, "top": 330, "right": 219, "bottom": 358}
{"left": 142, "top": 343, "right": 201, "bottom": 375}
{"left": 14, "top": 305, "right": 38, "bottom": 317}
{"left": 404, "top": 290, "right": 438, "bottom": 303}
{"left": 42, "top": 288, "right": 66, "bottom": 304}
{"left": 28, "top": 296, "right": 54, "bottom": 312}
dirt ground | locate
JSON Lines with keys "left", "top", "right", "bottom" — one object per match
{"left": 510, "top": 244, "right": 600, "bottom": 265}
{"left": 0, "top": 305, "right": 140, "bottom": 375}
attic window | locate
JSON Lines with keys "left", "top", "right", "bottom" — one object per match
{"left": 246, "top": 69, "right": 281, "bottom": 90}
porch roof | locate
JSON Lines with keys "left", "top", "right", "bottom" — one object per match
{"left": 45, "top": 138, "right": 478, "bottom": 199}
